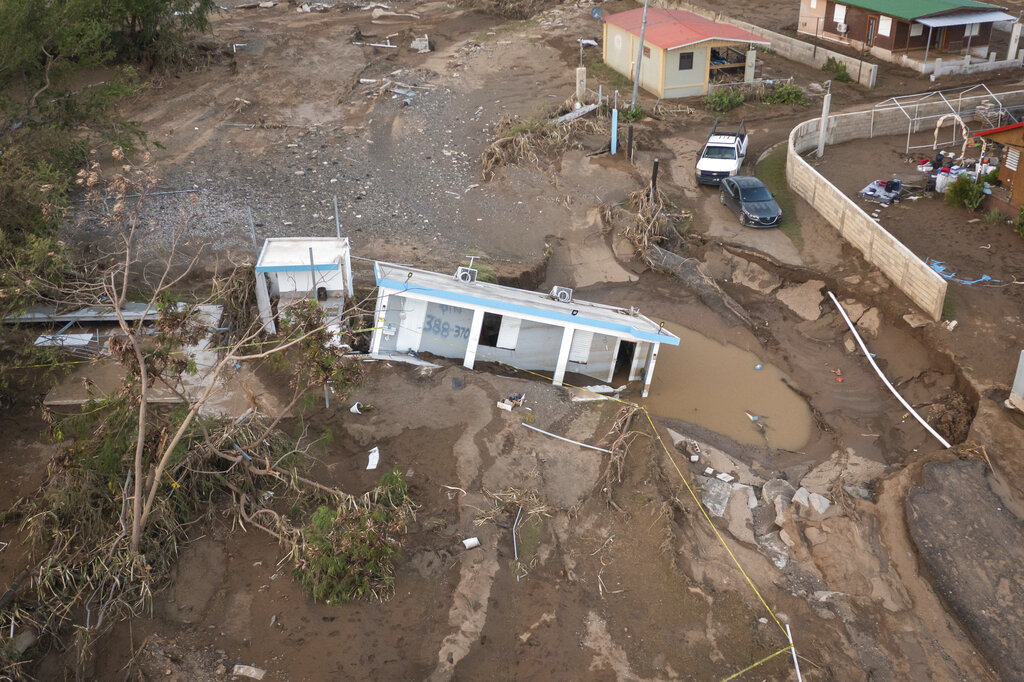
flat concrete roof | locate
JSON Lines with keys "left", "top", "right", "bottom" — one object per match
{"left": 256, "top": 237, "right": 350, "bottom": 273}
{"left": 375, "top": 262, "right": 680, "bottom": 346}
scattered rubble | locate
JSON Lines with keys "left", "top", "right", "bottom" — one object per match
{"left": 775, "top": 279, "right": 825, "bottom": 320}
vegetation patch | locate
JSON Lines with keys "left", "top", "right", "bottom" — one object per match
{"left": 705, "top": 88, "right": 745, "bottom": 114}
{"left": 822, "top": 56, "right": 853, "bottom": 82}
{"left": 755, "top": 145, "right": 803, "bottom": 247}
{"left": 944, "top": 175, "right": 985, "bottom": 211}
{"left": 295, "top": 468, "right": 416, "bottom": 604}
{"left": 482, "top": 109, "right": 607, "bottom": 180}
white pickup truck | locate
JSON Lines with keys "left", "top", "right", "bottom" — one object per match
{"left": 695, "top": 120, "right": 748, "bottom": 186}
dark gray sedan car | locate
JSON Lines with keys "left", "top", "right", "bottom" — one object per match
{"left": 719, "top": 176, "right": 782, "bottom": 228}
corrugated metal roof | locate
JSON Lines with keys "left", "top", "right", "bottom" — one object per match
{"left": 917, "top": 9, "right": 1015, "bottom": 26}
{"left": 834, "top": 0, "right": 1004, "bottom": 21}
{"left": 603, "top": 8, "right": 768, "bottom": 51}
{"left": 374, "top": 262, "right": 680, "bottom": 345}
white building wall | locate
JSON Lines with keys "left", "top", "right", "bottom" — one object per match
{"left": 273, "top": 268, "right": 347, "bottom": 297}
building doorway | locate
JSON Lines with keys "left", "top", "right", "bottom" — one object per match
{"left": 615, "top": 340, "right": 636, "bottom": 379}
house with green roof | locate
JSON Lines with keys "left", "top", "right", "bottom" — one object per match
{"left": 797, "top": 0, "right": 1020, "bottom": 74}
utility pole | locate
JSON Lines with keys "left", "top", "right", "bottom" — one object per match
{"left": 630, "top": 0, "right": 651, "bottom": 111}
{"left": 628, "top": 0, "right": 651, "bottom": 161}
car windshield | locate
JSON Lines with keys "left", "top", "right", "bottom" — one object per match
{"left": 740, "top": 186, "right": 773, "bottom": 202}
{"left": 702, "top": 146, "right": 736, "bottom": 160}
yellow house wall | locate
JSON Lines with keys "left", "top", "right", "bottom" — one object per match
{"left": 603, "top": 24, "right": 634, "bottom": 80}
{"left": 662, "top": 45, "right": 708, "bottom": 98}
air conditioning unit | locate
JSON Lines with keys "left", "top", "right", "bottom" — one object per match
{"left": 549, "top": 286, "right": 574, "bottom": 303}
{"left": 837, "top": 22, "right": 849, "bottom": 34}
{"left": 454, "top": 267, "right": 478, "bottom": 283}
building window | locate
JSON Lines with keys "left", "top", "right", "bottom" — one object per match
{"left": 809, "top": 0, "right": 816, "bottom": 8}
{"left": 833, "top": 3, "right": 846, "bottom": 23}
{"left": 643, "top": 45, "right": 651, "bottom": 58}
{"left": 910, "top": 23, "right": 923, "bottom": 37}
{"left": 965, "top": 23, "right": 980, "bottom": 37}
{"left": 678, "top": 51, "right": 694, "bottom": 70}
{"left": 878, "top": 16, "right": 892, "bottom": 37}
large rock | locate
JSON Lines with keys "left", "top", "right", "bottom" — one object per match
{"left": 696, "top": 475, "right": 732, "bottom": 517}
{"left": 800, "top": 449, "right": 887, "bottom": 495}
{"left": 791, "top": 486, "right": 835, "bottom": 522}
{"left": 761, "top": 478, "right": 796, "bottom": 505}
{"left": 776, "top": 280, "right": 825, "bottom": 321}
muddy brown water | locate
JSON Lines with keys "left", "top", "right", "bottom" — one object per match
{"left": 642, "top": 323, "right": 813, "bottom": 451}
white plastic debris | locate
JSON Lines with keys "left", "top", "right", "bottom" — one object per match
{"left": 367, "top": 446, "right": 380, "bottom": 470}
{"left": 716, "top": 472, "right": 735, "bottom": 483}
{"left": 232, "top": 665, "right": 266, "bottom": 680}
{"left": 462, "top": 537, "right": 480, "bottom": 549}
{"left": 350, "top": 402, "right": 362, "bottom": 414}
{"left": 703, "top": 467, "right": 715, "bottom": 476}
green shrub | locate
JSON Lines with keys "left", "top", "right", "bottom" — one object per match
{"left": 944, "top": 175, "right": 985, "bottom": 212}
{"left": 624, "top": 106, "right": 644, "bottom": 122}
{"left": 1015, "top": 208, "right": 1024, "bottom": 238}
{"left": 294, "top": 468, "right": 414, "bottom": 604}
{"left": 705, "top": 88, "right": 745, "bottom": 113}
{"left": 763, "top": 81, "right": 809, "bottom": 106}
{"left": 980, "top": 168, "right": 1001, "bottom": 186}
{"left": 822, "top": 56, "right": 853, "bottom": 82}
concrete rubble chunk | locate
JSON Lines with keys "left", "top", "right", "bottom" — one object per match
{"left": 775, "top": 279, "right": 825, "bottom": 321}
{"left": 903, "top": 312, "right": 931, "bottom": 328}
{"left": 696, "top": 475, "right": 732, "bottom": 518}
{"left": 410, "top": 34, "right": 432, "bottom": 53}
{"left": 732, "top": 259, "right": 782, "bottom": 295}
{"left": 774, "top": 495, "right": 789, "bottom": 528}
{"left": 761, "top": 478, "right": 796, "bottom": 505}
{"left": 841, "top": 298, "right": 868, "bottom": 322}
{"left": 792, "top": 486, "right": 811, "bottom": 509}
{"left": 856, "top": 307, "right": 882, "bottom": 337}
{"left": 809, "top": 492, "right": 832, "bottom": 517}
{"left": 724, "top": 485, "right": 756, "bottom": 545}
{"left": 756, "top": 531, "right": 790, "bottom": 569}
{"left": 843, "top": 333, "right": 856, "bottom": 354}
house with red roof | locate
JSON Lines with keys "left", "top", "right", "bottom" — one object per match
{"left": 601, "top": 8, "right": 769, "bottom": 99}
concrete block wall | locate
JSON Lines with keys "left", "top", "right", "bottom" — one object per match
{"left": 787, "top": 116, "right": 947, "bottom": 320}
{"left": 656, "top": 0, "right": 878, "bottom": 87}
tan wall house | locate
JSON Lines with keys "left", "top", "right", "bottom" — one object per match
{"left": 602, "top": 8, "right": 767, "bottom": 99}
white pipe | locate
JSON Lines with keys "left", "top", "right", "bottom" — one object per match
{"left": 521, "top": 423, "right": 613, "bottom": 454}
{"left": 827, "top": 292, "right": 951, "bottom": 449}
{"left": 786, "top": 624, "right": 803, "bottom": 682}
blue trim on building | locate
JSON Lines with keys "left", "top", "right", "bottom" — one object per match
{"left": 255, "top": 263, "right": 341, "bottom": 273}
{"left": 376, "top": 275, "right": 679, "bottom": 346}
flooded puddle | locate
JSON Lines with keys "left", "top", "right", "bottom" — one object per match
{"left": 642, "top": 323, "right": 813, "bottom": 451}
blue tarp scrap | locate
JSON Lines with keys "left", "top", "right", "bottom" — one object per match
{"left": 926, "top": 259, "right": 999, "bottom": 285}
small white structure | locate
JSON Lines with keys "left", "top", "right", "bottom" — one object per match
{"left": 369, "top": 262, "right": 680, "bottom": 397}
{"left": 255, "top": 237, "right": 353, "bottom": 334}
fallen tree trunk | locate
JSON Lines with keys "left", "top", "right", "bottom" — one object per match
{"left": 645, "top": 245, "right": 754, "bottom": 329}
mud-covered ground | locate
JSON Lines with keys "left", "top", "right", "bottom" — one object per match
{"left": 3, "top": 1, "right": 1024, "bottom": 680}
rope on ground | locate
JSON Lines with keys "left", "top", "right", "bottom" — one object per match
{"left": 640, "top": 408, "right": 788, "bottom": 637}
{"left": 720, "top": 645, "right": 795, "bottom": 682}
